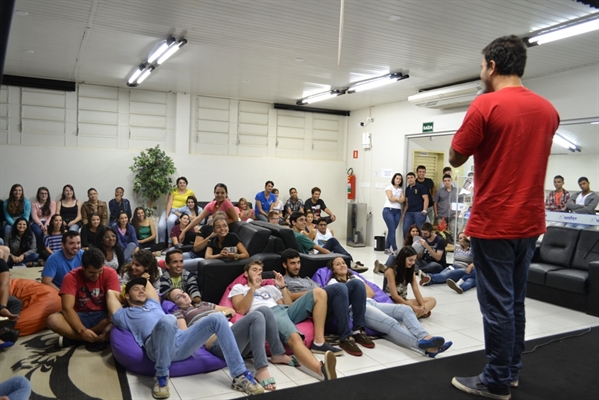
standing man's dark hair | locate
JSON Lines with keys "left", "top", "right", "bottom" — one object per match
{"left": 482, "top": 35, "right": 527, "bottom": 77}
{"left": 578, "top": 176, "right": 589, "bottom": 184}
{"left": 449, "top": 34, "right": 559, "bottom": 399}
{"left": 554, "top": 175, "right": 564, "bottom": 181}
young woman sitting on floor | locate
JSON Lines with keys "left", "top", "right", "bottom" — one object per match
{"left": 169, "top": 213, "right": 196, "bottom": 248}
{"left": 80, "top": 213, "right": 104, "bottom": 250}
{"left": 113, "top": 212, "right": 139, "bottom": 263}
{"left": 3, "top": 184, "right": 31, "bottom": 238}
{"left": 119, "top": 249, "right": 161, "bottom": 291}
{"left": 5, "top": 217, "right": 39, "bottom": 267}
{"left": 30, "top": 186, "right": 55, "bottom": 248}
{"left": 131, "top": 207, "right": 158, "bottom": 251}
{"left": 204, "top": 217, "right": 249, "bottom": 261}
{"left": 41, "top": 214, "right": 66, "bottom": 260}
{"left": 384, "top": 246, "right": 436, "bottom": 318}
{"left": 327, "top": 256, "right": 451, "bottom": 357}
{"left": 97, "top": 226, "right": 125, "bottom": 272}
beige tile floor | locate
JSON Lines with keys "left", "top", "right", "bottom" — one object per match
{"left": 126, "top": 246, "right": 599, "bottom": 400}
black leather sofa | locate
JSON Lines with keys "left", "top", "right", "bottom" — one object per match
{"left": 196, "top": 221, "right": 350, "bottom": 303}
{"left": 527, "top": 226, "right": 599, "bottom": 316}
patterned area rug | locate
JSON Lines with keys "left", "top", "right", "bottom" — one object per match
{"left": 1, "top": 266, "right": 131, "bottom": 399}
{"left": 0, "top": 330, "right": 131, "bottom": 400}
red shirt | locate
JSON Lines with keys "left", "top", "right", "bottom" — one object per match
{"left": 452, "top": 86, "right": 559, "bottom": 239}
{"left": 60, "top": 266, "right": 121, "bottom": 312}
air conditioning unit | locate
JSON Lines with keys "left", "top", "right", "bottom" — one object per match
{"left": 408, "top": 81, "right": 482, "bottom": 109}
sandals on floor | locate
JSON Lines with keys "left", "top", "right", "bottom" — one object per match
{"left": 289, "top": 355, "right": 301, "bottom": 367}
{"left": 259, "top": 376, "right": 276, "bottom": 390}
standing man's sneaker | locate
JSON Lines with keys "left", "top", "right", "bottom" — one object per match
{"left": 310, "top": 341, "right": 343, "bottom": 356}
{"left": 231, "top": 370, "right": 264, "bottom": 395}
{"left": 447, "top": 279, "right": 463, "bottom": 294}
{"left": 510, "top": 381, "right": 518, "bottom": 388}
{"left": 352, "top": 329, "right": 375, "bottom": 349}
{"left": 153, "top": 376, "right": 170, "bottom": 399}
{"left": 451, "top": 376, "right": 511, "bottom": 400}
{"left": 320, "top": 350, "right": 337, "bottom": 380}
{"left": 339, "top": 336, "right": 362, "bottom": 356}
{"left": 419, "top": 273, "right": 431, "bottom": 286}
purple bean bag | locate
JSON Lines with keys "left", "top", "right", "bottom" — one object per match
{"left": 111, "top": 326, "right": 227, "bottom": 377}
{"left": 312, "top": 267, "right": 391, "bottom": 336}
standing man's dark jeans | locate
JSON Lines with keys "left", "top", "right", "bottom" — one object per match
{"left": 322, "top": 238, "right": 353, "bottom": 261}
{"left": 403, "top": 212, "right": 427, "bottom": 238}
{"left": 471, "top": 236, "right": 537, "bottom": 391}
{"left": 322, "top": 279, "right": 366, "bottom": 341}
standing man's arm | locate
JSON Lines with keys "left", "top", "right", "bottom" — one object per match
{"left": 449, "top": 147, "right": 469, "bottom": 167}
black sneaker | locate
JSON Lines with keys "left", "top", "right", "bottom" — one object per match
{"left": 320, "top": 350, "right": 337, "bottom": 380}
{"left": 58, "top": 336, "right": 81, "bottom": 348}
{"left": 310, "top": 341, "right": 343, "bottom": 356}
{"left": 447, "top": 279, "right": 463, "bottom": 294}
{"left": 85, "top": 341, "right": 109, "bottom": 352}
{"left": 452, "top": 376, "right": 511, "bottom": 400}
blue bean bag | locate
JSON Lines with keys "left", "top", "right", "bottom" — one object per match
{"left": 111, "top": 326, "right": 227, "bottom": 377}
{"left": 312, "top": 267, "right": 392, "bottom": 336}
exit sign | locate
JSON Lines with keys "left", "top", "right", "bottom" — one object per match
{"left": 422, "top": 122, "right": 434, "bottom": 132}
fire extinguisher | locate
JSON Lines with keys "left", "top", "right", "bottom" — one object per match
{"left": 347, "top": 168, "right": 356, "bottom": 200}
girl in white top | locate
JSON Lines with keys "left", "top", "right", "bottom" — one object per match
{"left": 382, "top": 173, "right": 405, "bottom": 254}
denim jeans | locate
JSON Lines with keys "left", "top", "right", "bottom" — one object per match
{"left": 0, "top": 376, "right": 31, "bottom": 400}
{"left": 255, "top": 214, "right": 268, "bottom": 222}
{"left": 382, "top": 208, "right": 401, "bottom": 252}
{"left": 7, "top": 252, "right": 39, "bottom": 267}
{"left": 323, "top": 279, "right": 366, "bottom": 340}
{"left": 322, "top": 237, "right": 353, "bottom": 261}
{"left": 460, "top": 270, "right": 477, "bottom": 292}
{"left": 144, "top": 313, "right": 246, "bottom": 378}
{"left": 429, "top": 267, "right": 468, "bottom": 284}
{"left": 362, "top": 298, "right": 429, "bottom": 353}
{"left": 123, "top": 242, "right": 137, "bottom": 263}
{"left": 403, "top": 212, "right": 427, "bottom": 238}
{"left": 209, "top": 307, "right": 286, "bottom": 371}
{"left": 158, "top": 211, "right": 179, "bottom": 244}
{"left": 418, "top": 261, "right": 444, "bottom": 274}
{"left": 471, "top": 236, "right": 537, "bottom": 390}
{"left": 30, "top": 222, "right": 45, "bottom": 250}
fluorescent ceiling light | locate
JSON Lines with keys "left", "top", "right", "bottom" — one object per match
{"left": 136, "top": 67, "right": 154, "bottom": 84}
{"left": 528, "top": 17, "right": 599, "bottom": 45}
{"left": 553, "top": 134, "right": 580, "bottom": 152}
{"left": 127, "top": 65, "right": 145, "bottom": 85}
{"left": 297, "top": 90, "right": 342, "bottom": 105}
{"left": 347, "top": 72, "right": 409, "bottom": 93}
{"left": 157, "top": 39, "right": 187, "bottom": 65}
{"left": 148, "top": 37, "right": 176, "bottom": 63}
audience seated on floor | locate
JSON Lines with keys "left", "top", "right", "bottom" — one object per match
{"left": 80, "top": 213, "right": 103, "bottom": 250}
{"left": 5, "top": 217, "right": 39, "bottom": 268}
{"left": 113, "top": 212, "right": 139, "bottom": 263}
{"left": 108, "top": 187, "right": 132, "bottom": 226}
{"left": 96, "top": 226, "right": 125, "bottom": 271}
{"left": 119, "top": 249, "right": 161, "bottom": 291}
{"left": 131, "top": 207, "right": 159, "bottom": 251}
{"left": 2, "top": 184, "right": 31, "bottom": 239}
{"left": 46, "top": 248, "right": 120, "bottom": 351}
{"left": 56, "top": 184, "right": 82, "bottom": 232}
{"left": 41, "top": 231, "right": 84, "bottom": 291}
{"left": 30, "top": 186, "right": 55, "bottom": 251}
{"left": 304, "top": 187, "right": 336, "bottom": 224}
{"left": 204, "top": 217, "right": 249, "bottom": 261}
{"left": 229, "top": 260, "right": 338, "bottom": 381}
{"left": 40, "top": 214, "right": 66, "bottom": 261}
{"left": 415, "top": 222, "right": 447, "bottom": 274}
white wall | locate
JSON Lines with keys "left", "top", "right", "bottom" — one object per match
{"left": 0, "top": 87, "right": 349, "bottom": 239}
{"left": 347, "top": 64, "right": 599, "bottom": 245}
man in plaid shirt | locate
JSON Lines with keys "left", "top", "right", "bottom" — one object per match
{"left": 545, "top": 175, "right": 570, "bottom": 212}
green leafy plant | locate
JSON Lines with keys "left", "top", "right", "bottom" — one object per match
{"left": 129, "top": 145, "right": 176, "bottom": 216}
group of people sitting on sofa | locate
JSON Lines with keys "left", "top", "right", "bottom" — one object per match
{"left": 2, "top": 212, "right": 454, "bottom": 398}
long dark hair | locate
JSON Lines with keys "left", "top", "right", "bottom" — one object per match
{"left": 98, "top": 226, "right": 118, "bottom": 250}
{"left": 327, "top": 256, "right": 354, "bottom": 282}
{"left": 121, "top": 249, "right": 160, "bottom": 284}
{"left": 7, "top": 184, "right": 25, "bottom": 216}
{"left": 389, "top": 246, "right": 418, "bottom": 286}
{"left": 131, "top": 207, "right": 145, "bottom": 236}
{"left": 48, "top": 214, "right": 66, "bottom": 235}
{"left": 61, "top": 184, "right": 77, "bottom": 201}
{"left": 403, "top": 224, "right": 422, "bottom": 247}
{"left": 11, "top": 217, "right": 34, "bottom": 251}
{"left": 186, "top": 196, "right": 200, "bottom": 216}
{"left": 36, "top": 186, "right": 52, "bottom": 216}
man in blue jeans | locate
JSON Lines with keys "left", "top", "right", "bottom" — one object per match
{"left": 281, "top": 248, "right": 374, "bottom": 357}
{"left": 401, "top": 172, "right": 429, "bottom": 239}
{"left": 108, "top": 278, "right": 264, "bottom": 398}
{"left": 449, "top": 35, "right": 559, "bottom": 399}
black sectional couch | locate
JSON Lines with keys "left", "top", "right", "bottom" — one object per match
{"left": 196, "top": 221, "right": 350, "bottom": 303}
{"left": 527, "top": 226, "right": 599, "bottom": 316}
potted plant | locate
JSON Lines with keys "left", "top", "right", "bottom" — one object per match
{"left": 129, "top": 145, "right": 176, "bottom": 217}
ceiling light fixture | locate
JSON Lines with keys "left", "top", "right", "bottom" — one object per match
{"left": 125, "top": 36, "right": 187, "bottom": 87}
{"left": 553, "top": 133, "right": 581, "bottom": 152}
{"left": 527, "top": 14, "right": 599, "bottom": 46}
{"left": 297, "top": 90, "right": 343, "bottom": 105}
{"left": 347, "top": 72, "right": 409, "bottom": 93}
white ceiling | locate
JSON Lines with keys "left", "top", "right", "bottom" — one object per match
{"left": 4, "top": 0, "right": 599, "bottom": 113}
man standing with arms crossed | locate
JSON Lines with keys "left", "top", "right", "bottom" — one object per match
{"left": 449, "top": 35, "right": 559, "bottom": 400}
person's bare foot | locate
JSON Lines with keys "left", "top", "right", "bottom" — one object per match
{"left": 255, "top": 367, "right": 276, "bottom": 391}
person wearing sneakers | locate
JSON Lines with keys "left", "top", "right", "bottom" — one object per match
{"left": 326, "top": 256, "right": 452, "bottom": 357}
{"left": 449, "top": 36, "right": 559, "bottom": 399}
{"left": 230, "top": 260, "right": 338, "bottom": 381}
{"left": 419, "top": 233, "right": 477, "bottom": 294}
{"left": 109, "top": 278, "right": 263, "bottom": 398}
{"left": 384, "top": 246, "right": 437, "bottom": 318}
{"left": 281, "top": 248, "right": 373, "bottom": 357}
{"left": 163, "top": 287, "right": 293, "bottom": 392}
{"left": 46, "top": 248, "right": 120, "bottom": 351}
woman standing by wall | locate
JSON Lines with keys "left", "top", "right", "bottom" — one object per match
{"left": 382, "top": 173, "right": 405, "bottom": 255}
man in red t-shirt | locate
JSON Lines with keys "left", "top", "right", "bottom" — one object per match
{"left": 449, "top": 35, "right": 559, "bottom": 400}
{"left": 46, "top": 247, "right": 120, "bottom": 350}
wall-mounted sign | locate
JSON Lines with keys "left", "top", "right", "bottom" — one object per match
{"left": 422, "top": 122, "right": 434, "bottom": 132}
